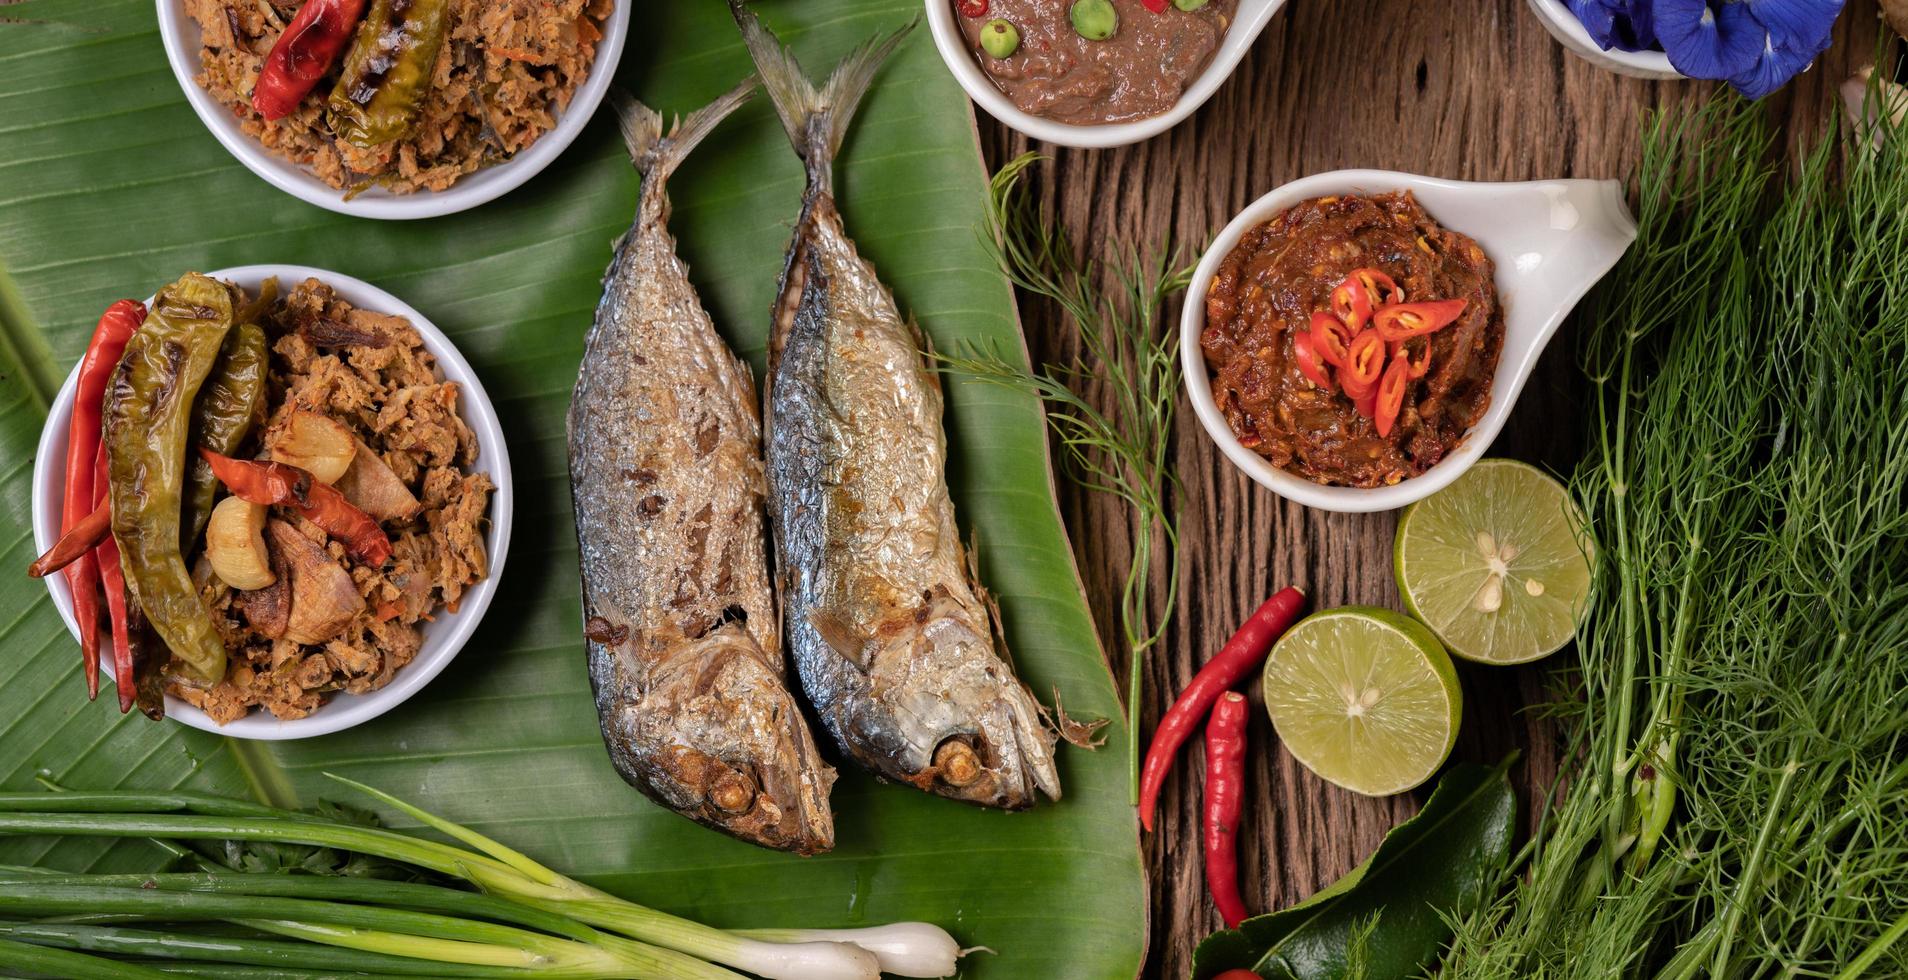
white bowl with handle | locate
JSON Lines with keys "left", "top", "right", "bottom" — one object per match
{"left": 1524, "top": 0, "right": 1682, "bottom": 80}
{"left": 1182, "top": 171, "right": 1638, "bottom": 514}
{"left": 32, "top": 265, "right": 514, "bottom": 739}
{"left": 926, "top": 0, "right": 1288, "bottom": 148}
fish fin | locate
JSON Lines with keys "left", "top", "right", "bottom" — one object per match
{"left": 806, "top": 608, "right": 867, "bottom": 672}
{"left": 729, "top": 1, "right": 917, "bottom": 189}
{"left": 611, "top": 77, "right": 757, "bottom": 183}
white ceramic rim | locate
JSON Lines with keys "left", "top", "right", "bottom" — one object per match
{"left": 925, "top": 0, "right": 1287, "bottom": 149}
{"left": 32, "top": 265, "right": 516, "bottom": 740}
{"left": 1179, "top": 170, "right": 1631, "bottom": 514}
{"left": 1524, "top": 0, "right": 1684, "bottom": 80}
{"left": 154, "top": 1, "right": 629, "bottom": 220}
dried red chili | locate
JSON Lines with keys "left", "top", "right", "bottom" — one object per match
{"left": 60, "top": 299, "right": 144, "bottom": 699}
{"left": 1309, "top": 310, "right": 1352, "bottom": 367}
{"left": 1375, "top": 355, "right": 1410, "bottom": 437}
{"left": 1291, "top": 328, "right": 1335, "bottom": 391}
{"left": 1204, "top": 691, "right": 1250, "bottom": 928}
{"left": 1374, "top": 298, "right": 1467, "bottom": 342}
{"left": 200, "top": 451, "right": 393, "bottom": 567}
{"left": 1138, "top": 587, "right": 1306, "bottom": 831}
{"left": 93, "top": 444, "right": 136, "bottom": 713}
{"left": 957, "top": 0, "right": 988, "bottom": 16}
{"left": 252, "top": 0, "right": 369, "bottom": 121}
{"left": 1341, "top": 329, "right": 1385, "bottom": 397}
{"left": 28, "top": 501, "right": 110, "bottom": 580}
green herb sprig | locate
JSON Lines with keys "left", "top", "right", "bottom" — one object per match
{"left": 1440, "top": 90, "right": 1908, "bottom": 979}
{"left": 936, "top": 153, "right": 1192, "bottom": 800}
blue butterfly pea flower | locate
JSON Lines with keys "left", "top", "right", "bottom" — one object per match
{"left": 1655, "top": 0, "right": 1765, "bottom": 81}
{"left": 1568, "top": 0, "right": 1658, "bottom": 51}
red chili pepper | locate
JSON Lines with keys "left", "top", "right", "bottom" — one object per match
{"left": 1204, "top": 691, "right": 1250, "bottom": 928}
{"left": 1374, "top": 298, "right": 1467, "bottom": 342}
{"left": 1139, "top": 587, "right": 1306, "bottom": 832}
{"left": 1375, "top": 355, "right": 1410, "bottom": 438}
{"left": 61, "top": 299, "right": 144, "bottom": 698}
{"left": 1340, "top": 329, "right": 1385, "bottom": 398}
{"left": 1391, "top": 338, "right": 1432, "bottom": 379}
{"left": 1349, "top": 267, "right": 1403, "bottom": 307}
{"left": 199, "top": 451, "right": 393, "bottom": 567}
{"left": 1211, "top": 972, "right": 1263, "bottom": 980}
{"left": 1291, "top": 328, "right": 1335, "bottom": 392}
{"left": 1141, "top": 0, "right": 1170, "bottom": 10}
{"left": 956, "top": 0, "right": 988, "bottom": 16}
{"left": 1353, "top": 383, "right": 1379, "bottom": 419}
{"left": 251, "top": 0, "right": 368, "bottom": 121}
{"left": 1309, "top": 311, "right": 1352, "bottom": 367}
{"left": 1330, "top": 277, "right": 1374, "bottom": 332}
{"left": 93, "top": 443, "right": 136, "bottom": 713}
{"left": 28, "top": 500, "right": 110, "bottom": 579}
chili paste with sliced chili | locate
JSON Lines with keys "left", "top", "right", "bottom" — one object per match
{"left": 1201, "top": 192, "right": 1504, "bottom": 488}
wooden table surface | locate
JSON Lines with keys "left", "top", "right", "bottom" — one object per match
{"left": 975, "top": 2, "right": 1889, "bottom": 975}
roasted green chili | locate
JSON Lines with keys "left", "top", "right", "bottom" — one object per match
{"left": 180, "top": 321, "right": 269, "bottom": 554}
{"left": 104, "top": 273, "right": 236, "bottom": 687}
{"left": 327, "top": 0, "right": 453, "bottom": 148}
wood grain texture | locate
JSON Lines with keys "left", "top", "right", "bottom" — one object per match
{"left": 975, "top": 2, "right": 1888, "bottom": 976}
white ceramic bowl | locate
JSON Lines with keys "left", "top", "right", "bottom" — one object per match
{"left": 1525, "top": 0, "right": 1683, "bottom": 79}
{"left": 926, "top": 0, "right": 1287, "bottom": 148}
{"left": 32, "top": 265, "right": 514, "bottom": 739}
{"left": 1182, "top": 171, "right": 1638, "bottom": 514}
{"left": 155, "top": 1, "right": 629, "bottom": 220}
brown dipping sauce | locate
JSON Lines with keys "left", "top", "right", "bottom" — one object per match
{"left": 955, "top": 0, "right": 1236, "bottom": 126}
{"left": 1201, "top": 193, "right": 1504, "bottom": 488}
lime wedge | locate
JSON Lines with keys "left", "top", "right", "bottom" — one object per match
{"left": 1261, "top": 607, "right": 1460, "bottom": 797}
{"left": 1395, "top": 458, "right": 1593, "bottom": 665}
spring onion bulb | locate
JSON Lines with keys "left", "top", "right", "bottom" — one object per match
{"left": 736, "top": 923, "right": 971, "bottom": 977}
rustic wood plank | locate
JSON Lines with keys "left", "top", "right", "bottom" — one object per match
{"left": 978, "top": 2, "right": 1887, "bottom": 975}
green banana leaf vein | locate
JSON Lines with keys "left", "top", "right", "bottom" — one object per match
{"left": 0, "top": 2, "right": 1147, "bottom": 976}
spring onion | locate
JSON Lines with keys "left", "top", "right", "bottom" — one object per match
{"left": 0, "top": 777, "right": 966, "bottom": 980}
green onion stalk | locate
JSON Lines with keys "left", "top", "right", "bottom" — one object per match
{"left": 1439, "top": 89, "right": 1908, "bottom": 977}
{"left": 936, "top": 152, "right": 1191, "bottom": 801}
{"left": 0, "top": 778, "right": 967, "bottom": 979}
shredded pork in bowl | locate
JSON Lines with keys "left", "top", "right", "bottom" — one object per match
{"left": 29, "top": 265, "right": 514, "bottom": 739}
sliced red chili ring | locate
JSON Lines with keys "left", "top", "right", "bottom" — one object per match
{"left": 1341, "top": 328, "right": 1385, "bottom": 396}
{"left": 1374, "top": 298, "right": 1467, "bottom": 342}
{"left": 1310, "top": 311, "right": 1352, "bottom": 367}
{"left": 1375, "top": 356, "right": 1410, "bottom": 437}
{"left": 1390, "top": 338, "right": 1432, "bottom": 379}
{"left": 1350, "top": 267, "right": 1403, "bottom": 307}
{"left": 1141, "top": 0, "right": 1170, "bottom": 10}
{"left": 1330, "top": 277, "right": 1373, "bottom": 332}
{"left": 1292, "top": 328, "right": 1336, "bottom": 391}
{"left": 958, "top": 0, "right": 988, "bottom": 16}
{"left": 1352, "top": 383, "right": 1379, "bottom": 419}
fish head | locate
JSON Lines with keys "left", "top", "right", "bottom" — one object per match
{"left": 613, "top": 628, "right": 836, "bottom": 854}
{"left": 847, "top": 602, "right": 1062, "bottom": 809}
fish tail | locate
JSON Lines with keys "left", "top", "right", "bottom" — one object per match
{"left": 729, "top": 1, "right": 916, "bottom": 191}
{"left": 610, "top": 77, "right": 757, "bottom": 185}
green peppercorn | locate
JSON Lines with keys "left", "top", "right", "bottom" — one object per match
{"left": 980, "top": 18, "right": 1021, "bottom": 58}
{"left": 1174, "top": 0, "right": 1211, "bottom": 9}
{"left": 1070, "top": 0, "right": 1118, "bottom": 41}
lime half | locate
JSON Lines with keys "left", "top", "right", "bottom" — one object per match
{"left": 1261, "top": 607, "right": 1461, "bottom": 797}
{"left": 1395, "top": 458, "right": 1592, "bottom": 665}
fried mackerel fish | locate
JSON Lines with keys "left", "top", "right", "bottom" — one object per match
{"left": 735, "top": 3, "right": 1062, "bottom": 809}
{"left": 567, "top": 80, "right": 836, "bottom": 854}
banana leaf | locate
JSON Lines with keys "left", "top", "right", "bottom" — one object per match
{"left": 0, "top": 2, "right": 1146, "bottom": 976}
